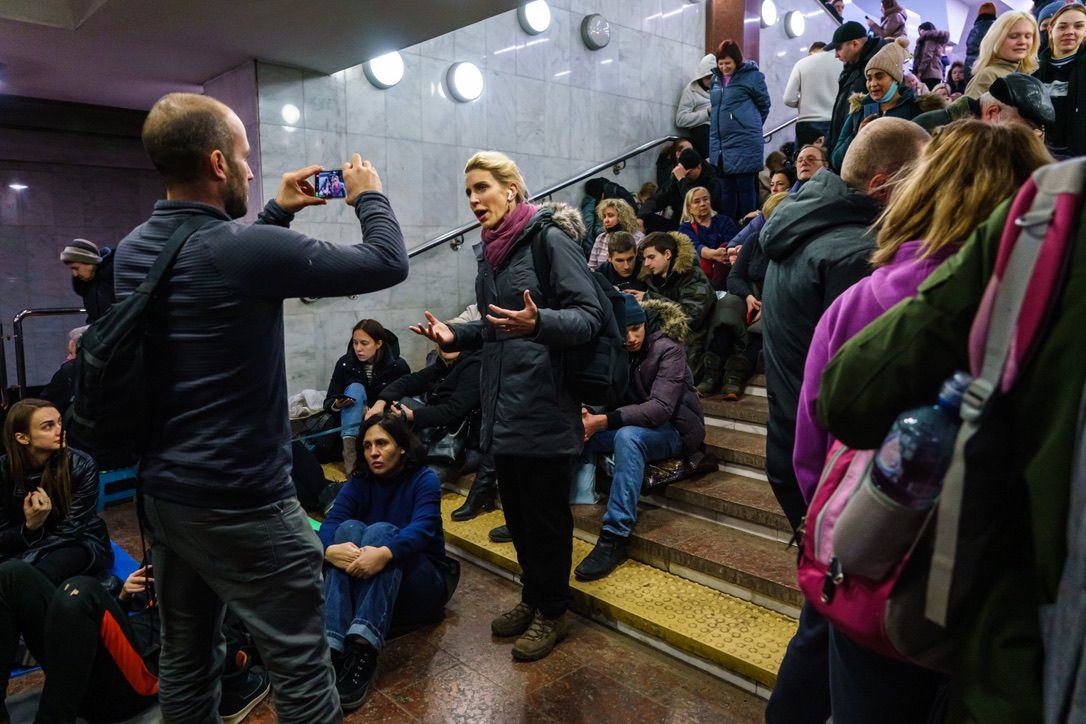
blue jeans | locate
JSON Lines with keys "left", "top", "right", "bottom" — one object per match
{"left": 340, "top": 382, "right": 367, "bottom": 438}
{"left": 323, "top": 521, "right": 445, "bottom": 652}
{"left": 577, "top": 424, "right": 682, "bottom": 538}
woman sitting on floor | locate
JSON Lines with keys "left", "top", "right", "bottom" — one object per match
{"left": 319, "top": 414, "right": 452, "bottom": 712}
{"left": 0, "top": 399, "right": 112, "bottom": 585}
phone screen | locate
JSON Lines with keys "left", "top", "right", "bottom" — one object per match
{"left": 314, "top": 170, "right": 346, "bottom": 199}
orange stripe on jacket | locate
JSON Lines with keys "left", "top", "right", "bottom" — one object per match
{"left": 99, "top": 611, "right": 159, "bottom": 696}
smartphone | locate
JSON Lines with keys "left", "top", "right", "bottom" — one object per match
{"left": 313, "top": 169, "right": 346, "bottom": 199}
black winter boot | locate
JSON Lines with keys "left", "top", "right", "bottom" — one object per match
{"left": 574, "top": 531, "right": 629, "bottom": 581}
{"left": 451, "top": 470, "right": 498, "bottom": 521}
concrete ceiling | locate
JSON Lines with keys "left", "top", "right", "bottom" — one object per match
{"left": 0, "top": 0, "right": 520, "bottom": 110}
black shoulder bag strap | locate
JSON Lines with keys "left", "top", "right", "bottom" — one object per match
{"left": 133, "top": 215, "right": 218, "bottom": 297}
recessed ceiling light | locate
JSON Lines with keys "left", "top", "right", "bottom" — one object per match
{"left": 281, "top": 104, "right": 301, "bottom": 125}
{"left": 446, "top": 62, "right": 483, "bottom": 102}
{"left": 8, "top": 183, "right": 27, "bottom": 191}
{"left": 363, "top": 51, "right": 405, "bottom": 89}
{"left": 518, "top": 1, "right": 552, "bottom": 34}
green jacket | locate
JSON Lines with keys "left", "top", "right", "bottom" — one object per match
{"left": 912, "top": 95, "right": 978, "bottom": 134}
{"left": 818, "top": 197, "right": 1086, "bottom": 723}
{"left": 641, "top": 233, "right": 716, "bottom": 375}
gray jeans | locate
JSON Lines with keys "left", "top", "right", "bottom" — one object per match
{"left": 143, "top": 495, "right": 341, "bottom": 723}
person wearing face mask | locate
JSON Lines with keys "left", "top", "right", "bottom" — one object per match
{"left": 319, "top": 414, "right": 452, "bottom": 711}
{"left": 675, "top": 54, "right": 717, "bottom": 158}
{"left": 411, "top": 151, "right": 605, "bottom": 663}
{"left": 709, "top": 39, "right": 771, "bottom": 221}
{"left": 1035, "top": 3, "right": 1086, "bottom": 157}
{"left": 324, "top": 318, "right": 410, "bottom": 474}
{"left": 586, "top": 198, "right": 643, "bottom": 271}
{"left": 677, "top": 186, "right": 740, "bottom": 290}
{"left": 832, "top": 38, "right": 940, "bottom": 169}
{"left": 966, "top": 11, "right": 1041, "bottom": 98}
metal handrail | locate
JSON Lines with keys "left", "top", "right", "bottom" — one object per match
{"left": 404, "top": 134, "right": 682, "bottom": 260}
{"left": 13, "top": 307, "right": 86, "bottom": 398}
{"left": 0, "top": 323, "right": 8, "bottom": 411}
{"left": 763, "top": 116, "right": 800, "bottom": 143}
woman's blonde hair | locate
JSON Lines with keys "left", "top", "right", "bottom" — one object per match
{"left": 597, "top": 197, "right": 639, "bottom": 232}
{"left": 464, "top": 151, "right": 529, "bottom": 202}
{"left": 762, "top": 191, "right": 790, "bottom": 221}
{"left": 680, "top": 186, "right": 716, "bottom": 224}
{"left": 871, "top": 120, "right": 1050, "bottom": 266}
{"left": 973, "top": 11, "right": 1039, "bottom": 75}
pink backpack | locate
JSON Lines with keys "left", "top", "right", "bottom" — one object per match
{"left": 796, "top": 159, "right": 1086, "bottom": 671}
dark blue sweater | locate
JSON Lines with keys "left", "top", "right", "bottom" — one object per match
{"left": 319, "top": 465, "right": 445, "bottom": 567}
{"left": 113, "top": 194, "right": 408, "bottom": 509}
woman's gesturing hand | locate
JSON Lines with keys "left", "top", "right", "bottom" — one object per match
{"left": 485, "top": 289, "right": 539, "bottom": 337}
{"left": 409, "top": 311, "right": 455, "bottom": 347}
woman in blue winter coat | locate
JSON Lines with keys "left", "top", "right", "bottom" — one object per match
{"left": 709, "top": 39, "right": 771, "bottom": 222}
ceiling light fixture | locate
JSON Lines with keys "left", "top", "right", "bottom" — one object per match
{"left": 760, "top": 0, "right": 778, "bottom": 27}
{"left": 785, "top": 10, "right": 806, "bottom": 37}
{"left": 446, "top": 62, "right": 483, "bottom": 102}
{"left": 363, "top": 51, "right": 405, "bottom": 89}
{"left": 518, "top": 1, "right": 552, "bottom": 34}
{"left": 281, "top": 104, "right": 301, "bottom": 125}
{"left": 581, "top": 14, "right": 611, "bottom": 50}
{"left": 8, "top": 183, "right": 27, "bottom": 191}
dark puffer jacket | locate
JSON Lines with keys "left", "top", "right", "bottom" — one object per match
{"left": 607, "top": 299, "right": 705, "bottom": 459}
{"left": 323, "top": 330, "right": 410, "bottom": 413}
{"left": 71, "top": 249, "right": 116, "bottom": 323}
{"left": 448, "top": 203, "right": 606, "bottom": 456}
{"left": 0, "top": 448, "right": 113, "bottom": 574}
{"left": 913, "top": 27, "right": 950, "bottom": 81}
{"left": 378, "top": 352, "right": 482, "bottom": 445}
{"left": 829, "top": 36, "right": 886, "bottom": 158}
{"left": 759, "top": 169, "right": 878, "bottom": 503}
{"left": 640, "top": 233, "right": 717, "bottom": 374}
{"left": 965, "top": 10, "right": 996, "bottom": 78}
{"left": 709, "top": 61, "right": 771, "bottom": 175}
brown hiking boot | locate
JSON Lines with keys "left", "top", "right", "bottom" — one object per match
{"left": 512, "top": 611, "right": 570, "bottom": 661}
{"left": 491, "top": 602, "right": 534, "bottom": 638}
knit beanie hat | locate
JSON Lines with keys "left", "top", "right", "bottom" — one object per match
{"left": 623, "top": 294, "right": 646, "bottom": 327}
{"left": 60, "top": 239, "right": 102, "bottom": 265}
{"left": 865, "top": 37, "right": 911, "bottom": 83}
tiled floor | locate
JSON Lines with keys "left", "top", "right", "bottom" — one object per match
{"left": 11, "top": 502, "right": 765, "bottom": 723}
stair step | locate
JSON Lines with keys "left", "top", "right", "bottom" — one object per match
{"left": 652, "top": 471, "right": 791, "bottom": 543}
{"left": 706, "top": 427, "right": 767, "bottom": 470}
{"left": 570, "top": 503, "right": 801, "bottom": 613}
{"left": 441, "top": 494, "right": 793, "bottom": 694}
{"left": 701, "top": 395, "right": 768, "bottom": 433}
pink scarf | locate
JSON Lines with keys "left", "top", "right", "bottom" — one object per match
{"left": 482, "top": 202, "right": 538, "bottom": 271}
{"left": 967, "top": 171, "right": 1080, "bottom": 391}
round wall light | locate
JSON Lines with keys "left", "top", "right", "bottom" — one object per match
{"left": 581, "top": 14, "right": 611, "bottom": 50}
{"left": 446, "top": 62, "right": 484, "bottom": 102}
{"left": 363, "top": 51, "right": 405, "bottom": 89}
{"left": 281, "top": 103, "right": 301, "bottom": 125}
{"left": 518, "top": 1, "right": 552, "bottom": 34}
{"left": 760, "top": 0, "right": 778, "bottom": 27}
{"left": 785, "top": 11, "right": 806, "bottom": 37}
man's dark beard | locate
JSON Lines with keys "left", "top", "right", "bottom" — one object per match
{"left": 224, "top": 171, "right": 249, "bottom": 219}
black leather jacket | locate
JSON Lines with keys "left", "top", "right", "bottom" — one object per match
{"left": 0, "top": 448, "right": 113, "bottom": 573}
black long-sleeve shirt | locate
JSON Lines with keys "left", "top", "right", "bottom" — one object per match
{"left": 113, "top": 194, "right": 408, "bottom": 509}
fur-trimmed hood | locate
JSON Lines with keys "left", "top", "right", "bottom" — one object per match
{"left": 846, "top": 87, "right": 944, "bottom": 114}
{"left": 639, "top": 231, "right": 699, "bottom": 279}
{"left": 537, "top": 201, "right": 586, "bottom": 241}
{"left": 640, "top": 298, "right": 689, "bottom": 344}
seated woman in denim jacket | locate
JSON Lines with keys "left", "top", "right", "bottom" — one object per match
{"left": 0, "top": 399, "right": 112, "bottom": 585}
{"left": 318, "top": 414, "right": 448, "bottom": 712}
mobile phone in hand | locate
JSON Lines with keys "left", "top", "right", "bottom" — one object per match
{"left": 314, "top": 169, "right": 346, "bottom": 199}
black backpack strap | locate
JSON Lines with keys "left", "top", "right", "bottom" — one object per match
{"left": 133, "top": 216, "right": 217, "bottom": 296}
{"left": 530, "top": 224, "right": 556, "bottom": 305}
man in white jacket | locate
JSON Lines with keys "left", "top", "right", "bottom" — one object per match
{"left": 675, "top": 54, "right": 717, "bottom": 158}
{"left": 783, "top": 42, "right": 842, "bottom": 158}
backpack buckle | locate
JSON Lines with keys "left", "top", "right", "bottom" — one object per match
{"left": 960, "top": 377, "right": 994, "bottom": 423}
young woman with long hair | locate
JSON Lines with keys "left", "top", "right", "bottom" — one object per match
{"left": 966, "top": 11, "right": 1040, "bottom": 98}
{"left": 0, "top": 399, "right": 111, "bottom": 584}
{"left": 791, "top": 120, "right": 1051, "bottom": 721}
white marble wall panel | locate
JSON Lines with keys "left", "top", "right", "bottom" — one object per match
{"left": 258, "top": 0, "right": 716, "bottom": 389}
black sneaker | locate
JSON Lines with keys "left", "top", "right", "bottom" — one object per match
{"left": 574, "top": 531, "right": 628, "bottom": 581}
{"left": 337, "top": 640, "right": 379, "bottom": 712}
{"left": 488, "top": 524, "right": 513, "bottom": 543}
{"left": 219, "top": 661, "right": 271, "bottom": 724}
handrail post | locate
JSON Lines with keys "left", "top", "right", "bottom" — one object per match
{"left": 12, "top": 308, "right": 87, "bottom": 399}
{"left": 0, "top": 322, "right": 8, "bottom": 411}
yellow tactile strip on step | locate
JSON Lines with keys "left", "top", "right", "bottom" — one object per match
{"left": 440, "top": 493, "right": 793, "bottom": 687}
